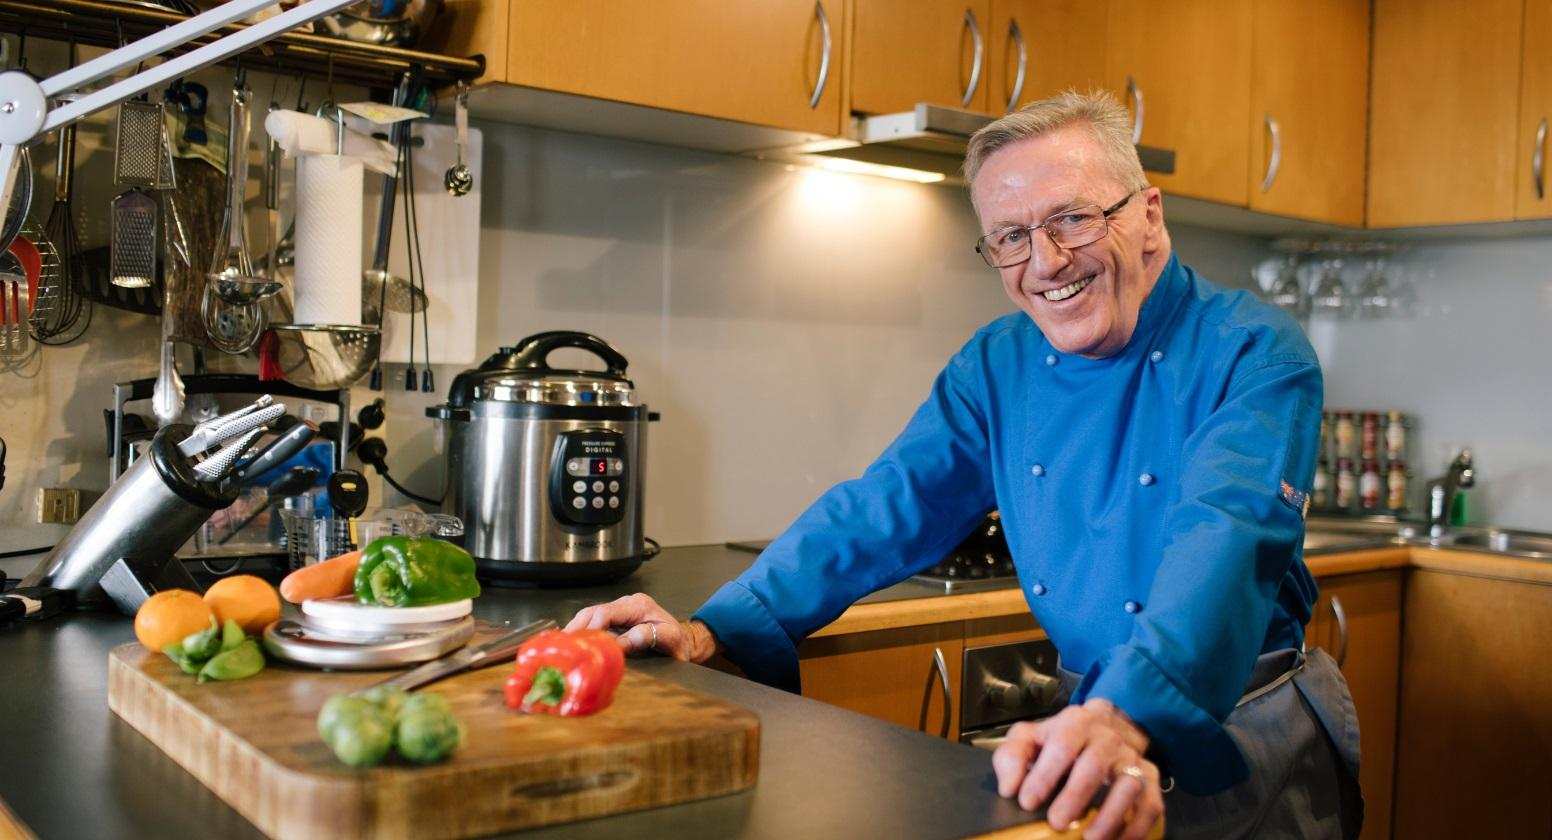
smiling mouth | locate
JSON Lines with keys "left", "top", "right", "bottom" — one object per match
{"left": 1040, "top": 274, "right": 1095, "bottom": 303}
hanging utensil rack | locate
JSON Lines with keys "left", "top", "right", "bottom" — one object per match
{"left": 0, "top": 0, "right": 482, "bottom": 88}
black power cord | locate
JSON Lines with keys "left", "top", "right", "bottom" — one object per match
{"left": 355, "top": 437, "right": 444, "bottom": 508}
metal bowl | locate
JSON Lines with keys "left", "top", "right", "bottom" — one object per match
{"left": 314, "top": 0, "right": 444, "bottom": 46}
{"left": 209, "top": 272, "right": 284, "bottom": 306}
{"left": 268, "top": 323, "right": 380, "bottom": 390}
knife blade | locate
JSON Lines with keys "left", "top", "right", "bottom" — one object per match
{"left": 369, "top": 618, "right": 557, "bottom": 692}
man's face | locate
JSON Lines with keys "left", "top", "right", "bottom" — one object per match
{"left": 971, "top": 126, "right": 1166, "bottom": 358}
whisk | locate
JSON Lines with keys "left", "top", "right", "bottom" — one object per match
{"left": 38, "top": 108, "right": 92, "bottom": 344}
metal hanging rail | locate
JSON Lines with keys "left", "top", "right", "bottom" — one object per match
{"left": 0, "top": 0, "right": 483, "bottom": 88}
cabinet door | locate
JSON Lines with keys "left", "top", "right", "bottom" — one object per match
{"left": 799, "top": 623, "right": 965, "bottom": 739}
{"left": 1314, "top": 572, "right": 1402, "bottom": 840}
{"left": 1393, "top": 570, "right": 1552, "bottom": 838}
{"left": 1368, "top": 0, "right": 1524, "bottom": 226}
{"left": 851, "top": 0, "right": 993, "bottom": 115}
{"left": 506, "top": 0, "right": 845, "bottom": 136}
{"left": 1105, "top": 0, "right": 1252, "bottom": 205}
{"left": 987, "top": 0, "right": 1109, "bottom": 115}
{"left": 1517, "top": 0, "right": 1552, "bottom": 217}
{"left": 1248, "top": 0, "right": 1369, "bottom": 227}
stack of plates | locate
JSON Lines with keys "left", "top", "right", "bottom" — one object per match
{"left": 262, "top": 597, "right": 477, "bottom": 670}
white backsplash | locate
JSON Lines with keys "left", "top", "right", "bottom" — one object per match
{"left": 1308, "top": 239, "right": 1552, "bottom": 531}
{"left": 378, "top": 123, "right": 1270, "bottom": 547}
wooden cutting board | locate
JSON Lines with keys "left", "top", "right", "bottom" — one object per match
{"left": 107, "top": 643, "right": 760, "bottom": 839}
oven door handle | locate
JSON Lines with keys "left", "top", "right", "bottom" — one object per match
{"left": 919, "top": 646, "right": 953, "bottom": 738}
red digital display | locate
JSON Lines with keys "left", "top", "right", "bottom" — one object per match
{"left": 591, "top": 458, "right": 609, "bottom": 475}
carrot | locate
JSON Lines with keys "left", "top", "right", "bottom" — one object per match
{"left": 279, "top": 550, "right": 362, "bottom": 604}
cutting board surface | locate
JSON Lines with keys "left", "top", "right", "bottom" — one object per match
{"left": 107, "top": 642, "right": 759, "bottom": 839}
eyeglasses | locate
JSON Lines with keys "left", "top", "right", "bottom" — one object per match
{"left": 974, "top": 189, "right": 1141, "bottom": 269}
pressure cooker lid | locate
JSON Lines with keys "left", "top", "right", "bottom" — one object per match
{"left": 445, "top": 331, "right": 638, "bottom": 408}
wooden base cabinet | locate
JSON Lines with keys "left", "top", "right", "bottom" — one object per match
{"left": 1392, "top": 569, "right": 1552, "bottom": 838}
{"left": 1309, "top": 571, "right": 1403, "bottom": 840}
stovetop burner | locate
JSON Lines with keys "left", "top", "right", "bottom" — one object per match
{"left": 910, "top": 511, "right": 1019, "bottom": 592}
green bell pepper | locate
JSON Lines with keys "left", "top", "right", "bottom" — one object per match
{"left": 353, "top": 536, "right": 481, "bottom": 608}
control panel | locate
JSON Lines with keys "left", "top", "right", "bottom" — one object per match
{"left": 548, "top": 429, "right": 629, "bottom": 529}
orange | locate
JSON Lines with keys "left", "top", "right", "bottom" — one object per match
{"left": 203, "top": 575, "right": 282, "bottom": 635}
{"left": 134, "top": 590, "right": 215, "bottom": 651}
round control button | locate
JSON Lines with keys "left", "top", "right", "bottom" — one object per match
{"left": 567, "top": 459, "right": 584, "bottom": 476}
{"left": 608, "top": 496, "right": 620, "bottom": 509}
{"left": 591, "top": 497, "right": 604, "bottom": 509}
{"left": 608, "top": 480, "right": 620, "bottom": 493}
{"left": 592, "top": 480, "right": 605, "bottom": 493}
{"left": 571, "top": 497, "right": 585, "bottom": 510}
{"left": 572, "top": 480, "right": 586, "bottom": 494}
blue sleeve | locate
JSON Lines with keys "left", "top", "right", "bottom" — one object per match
{"left": 693, "top": 341, "right": 998, "bottom": 692}
{"left": 1071, "top": 358, "right": 1323, "bottom": 795}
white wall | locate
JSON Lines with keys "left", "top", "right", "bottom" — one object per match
{"left": 1309, "top": 239, "right": 1552, "bottom": 531}
{"left": 378, "top": 123, "right": 1272, "bottom": 546}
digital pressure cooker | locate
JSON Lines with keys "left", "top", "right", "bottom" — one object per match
{"left": 427, "top": 332, "right": 655, "bottom": 584}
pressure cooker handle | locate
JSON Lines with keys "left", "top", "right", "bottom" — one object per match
{"left": 507, "top": 331, "right": 631, "bottom": 377}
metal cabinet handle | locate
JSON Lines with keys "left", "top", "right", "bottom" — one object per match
{"left": 808, "top": 1, "right": 832, "bottom": 110}
{"left": 919, "top": 646, "right": 954, "bottom": 738}
{"left": 1126, "top": 75, "right": 1144, "bottom": 144}
{"left": 1329, "top": 595, "right": 1349, "bottom": 668}
{"left": 1534, "top": 117, "right": 1547, "bottom": 200}
{"left": 961, "top": 8, "right": 984, "bottom": 108}
{"left": 1260, "top": 113, "right": 1282, "bottom": 193}
{"left": 1004, "top": 17, "right": 1027, "bottom": 113}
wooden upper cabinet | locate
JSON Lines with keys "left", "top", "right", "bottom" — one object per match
{"left": 1105, "top": 0, "right": 1253, "bottom": 206}
{"left": 1248, "top": 0, "right": 1369, "bottom": 227}
{"left": 1368, "top": 0, "right": 1524, "bottom": 226}
{"left": 1516, "top": 1, "right": 1552, "bottom": 218}
{"left": 489, "top": 0, "right": 845, "bottom": 136}
{"left": 851, "top": 0, "right": 993, "bottom": 115}
{"left": 988, "top": 0, "right": 1109, "bottom": 115}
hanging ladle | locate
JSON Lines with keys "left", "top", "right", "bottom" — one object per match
{"left": 208, "top": 81, "right": 281, "bottom": 306}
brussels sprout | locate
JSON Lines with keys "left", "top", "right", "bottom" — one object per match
{"left": 219, "top": 619, "right": 247, "bottom": 653}
{"left": 197, "top": 639, "right": 265, "bottom": 683}
{"left": 317, "top": 696, "right": 394, "bottom": 768}
{"left": 399, "top": 691, "right": 452, "bottom": 718}
{"left": 356, "top": 685, "right": 408, "bottom": 719}
{"left": 394, "top": 708, "right": 463, "bottom": 765}
{"left": 162, "top": 643, "right": 202, "bottom": 675}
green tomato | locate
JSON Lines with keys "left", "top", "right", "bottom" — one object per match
{"left": 394, "top": 709, "right": 463, "bottom": 764}
{"left": 197, "top": 639, "right": 265, "bottom": 683}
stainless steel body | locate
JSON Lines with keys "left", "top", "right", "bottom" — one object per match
{"left": 429, "top": 332, "right": 654, "bottom": 584}
{"left": 262, "top": 615, "right": 475, "bottom": 670}
{"left": 22, "top": 423, "right": 236, "bottom": 595}
{"left": 446, "top": 406, "right": 647, "bottom": 569}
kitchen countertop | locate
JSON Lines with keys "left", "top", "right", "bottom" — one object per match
{"left": 0, "top": 563, "right": 1056, "bottom": 840}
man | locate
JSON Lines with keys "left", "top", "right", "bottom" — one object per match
{"left": 568, "top": 92, "right": 1361, "bottom": 839}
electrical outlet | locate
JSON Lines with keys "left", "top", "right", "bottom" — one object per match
{"left": 38, "top": 488, "right": 83, "bottom": 525}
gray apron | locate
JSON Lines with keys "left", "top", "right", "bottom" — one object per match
{"left": 1056, "top": 647, "right": 1363, "bottom": 839}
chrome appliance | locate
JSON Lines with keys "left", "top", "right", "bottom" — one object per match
{"left": 428, "top": 332, "right": 655, "bottom": 584}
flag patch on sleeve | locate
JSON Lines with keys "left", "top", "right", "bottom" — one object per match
{"left": 1280, "top": 480, "right": 1310, "bottom": 519}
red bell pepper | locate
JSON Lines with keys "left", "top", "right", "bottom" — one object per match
{"left": 503, "top": 629, "right": 625, "bottom": 716}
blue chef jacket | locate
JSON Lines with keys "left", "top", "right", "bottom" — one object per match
{"left": 693, "top": 254, "right": 1324, "bottom": 796}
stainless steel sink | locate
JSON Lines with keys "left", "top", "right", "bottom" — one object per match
{"left": 1428, "top": 529, "right": 1552, "bottom": 559}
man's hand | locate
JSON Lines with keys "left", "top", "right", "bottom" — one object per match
{"left": 566, "top": 593, "right": 721, "bottom": 662}
{"left": 991, "top": 699, "right": 1164, "bottom": 840}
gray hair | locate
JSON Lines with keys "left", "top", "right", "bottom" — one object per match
{"left": 963, "top": 89, "right": 1148, "bottom": 192}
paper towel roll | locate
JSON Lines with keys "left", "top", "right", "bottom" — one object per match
{"left": 294, "top": 155, "right": 364, "bottom": 326}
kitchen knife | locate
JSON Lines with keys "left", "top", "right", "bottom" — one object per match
{"left": 368, "top": 618, "right": 557, "bottom": 692}
{"left": 232, "top": 420, "right": 317, "bottom": 484}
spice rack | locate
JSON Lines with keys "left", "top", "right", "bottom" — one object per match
{"left": 1314, "top": 409, "right": 1413, "bottom": 516}
{"left": 0, "top": 0, "right": 483, "bottom": 88}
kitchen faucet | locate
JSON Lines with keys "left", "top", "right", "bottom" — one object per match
{"left": 1426, "top": 449, "right": 1475, "bottom": 538}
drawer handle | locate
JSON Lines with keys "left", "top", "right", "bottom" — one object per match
{"left": 808, "top": 1, "right": 832, "bottom": 109}
{"left": 1260, "top": 113, "right": 1282, "bottom": 193}
{"left": 1004, "top": 17, "right": 1027, "bottom": 113}
{"left": 919, "top": 646, "right": 953, "bottom": 738}
{"left": 961, "top": 8, "right": 985, "bottom": 108}
{"left": 1329, "top": 595, "right": 1349, "bottom": 668}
